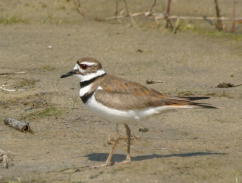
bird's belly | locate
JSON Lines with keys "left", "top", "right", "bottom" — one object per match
{"left": 86, "top": 95, "right": 138, "bottom": 121}
{"left": 85, "top": 95, "right": 190, "bottom": 121}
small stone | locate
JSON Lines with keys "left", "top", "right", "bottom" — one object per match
{"left": 136, "top": 49, "right": 143, "bottom": 53}
{"left": 139, "top": 127, "right": 149, "bottom": 133}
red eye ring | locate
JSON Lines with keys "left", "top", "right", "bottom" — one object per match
{"left": 80, "top": 64, "right": 88, "bottom": 70}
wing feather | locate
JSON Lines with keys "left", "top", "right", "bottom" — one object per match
{"left": 95, "top": 90, "right": 191, "bottom": 110}
{"left": 94, "top": 74, "right": 211, "bottom": 110}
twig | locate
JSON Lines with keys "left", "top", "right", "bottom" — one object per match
{"left": 172, "top": 17, "right": 180, "bottom": 34}
{"left": 123, "top": 0, "right": 137, "bottom": 27}
{"left": 2, "top": 155, "right": 9, "bottom": 168}
{"left": 214, "top": 0, "right": 223, "bottom": 31}
{"left": 115, "top": 0, "right": 120, "bottom": 17}
{"left": 106, "top": 11, "right": 242, "bottom": 22}
{"left": 231, "top": 0, "right": 236, "bottom": 32}
{"left": 0, "top": 71, "right": 25, "bottom": 76}
{"left": 203, "top": 16, "right": 214, "bottom": 25}
{"left": 154, "top": 15, "right": 242, "bottom": 21}
{"left": 123, "top": 0, "right": 130, "bottom": 17}
{"left": 111, "top": 0, "right": 137, "bottom": 27}
{"left": 0, "top": 85, "right": 16, "bottom": 92}
{"left": 0, "top": 149, "right": 10, "bottom": 168}
{"left": 106, "top": 12, "right": 143, "bottom": 20}
{"left": 164, "top": 0, "right": 173, "bottom": 29}
{"left": 73, "top": 0, "right": 84, "bottom": 16}
{"left": 4, "top": 118, "right": 34, "bottom": 133}
{"left": 146, "top": 0, "right": 157, "bottom": 16}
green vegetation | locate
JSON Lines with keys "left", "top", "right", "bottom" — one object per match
{"left": 177, "top": 22, "right": 242, "bottom": 41}
{"left": 0, "top": 16, "right": 28, "bottom": 24}
{"left": 4, "top": 180, "right": 46, "bottom": 183}
{"left": 196, "top": 29, "right": 242, "bottom": 41}
{"left": 16, "top": 78, "right": 39, "bottom": 89}
{"left": 188, "top": 27, "right": 242, "bottom": 41}
{"left": 35, "top": 107, "right": 62, "bottom": 117}
{"left": 41, "top": 65, "right": 56, "bottom": 71}
{"left": 21, "top": 106, "right": 63, "bottom": 120}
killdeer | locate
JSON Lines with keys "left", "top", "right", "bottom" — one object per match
{"left": 61, "top": 57, "right": 216, "bottom": 167}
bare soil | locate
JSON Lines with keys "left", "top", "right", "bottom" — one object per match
{"left": 0, "top": 1, "right": 242, "bottom": 183}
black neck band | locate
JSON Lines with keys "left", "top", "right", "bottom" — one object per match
{"left": 80, "top": 73, "right": 106, "bottom": 88}
{"left": 80, "top": 91, "right": 94, "bottom": 103}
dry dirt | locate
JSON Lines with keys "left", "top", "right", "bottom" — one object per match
{"left": 0, "top": 1, "right": 242, "bottom": 183}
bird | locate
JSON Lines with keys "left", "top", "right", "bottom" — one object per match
{"left": 60, "top": 57, "right": 216, "bottom": 167}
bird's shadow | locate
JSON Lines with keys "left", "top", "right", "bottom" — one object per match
{"left": 85, "top": 151, "right": 226, "bottom": 162}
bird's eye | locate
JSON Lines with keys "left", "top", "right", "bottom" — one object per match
{"left": 80, "top": 64, "right": 88, "bottom": 70}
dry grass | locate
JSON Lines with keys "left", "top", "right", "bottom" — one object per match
{"left": 0, "top": 0, "right": 241, "bottom": 32}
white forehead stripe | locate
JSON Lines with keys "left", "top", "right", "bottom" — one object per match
{"left": 73, "top": 64, "right": 80, "bottom": 70}
{"left": 81, "top": 62, "right": 97, "bottom": 66}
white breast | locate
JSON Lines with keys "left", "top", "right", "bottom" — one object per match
{"left": 79, "top": 84, "right": 93, "bottom": 97}
{"left": 86, "top": 94, "right": 136, "bottom": 121}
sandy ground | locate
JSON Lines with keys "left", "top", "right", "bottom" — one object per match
{"left": 1, "top": 1, "right": 242, "bottom": 183}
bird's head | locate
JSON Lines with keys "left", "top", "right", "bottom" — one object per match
{"left": 60, "top": 57, "right": 106, "bottom": 82}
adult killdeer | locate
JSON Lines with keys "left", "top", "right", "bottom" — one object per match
{"left": 61, "top": 57, "right": 216, "bottom": 167}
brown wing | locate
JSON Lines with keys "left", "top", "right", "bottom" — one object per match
{"left": 94, "top": 74, "right": 191, "bottom": 110}
{"left": 93, "top": 74, "right": 215, "bottom": 110}
{"left": 97, "top": 74, "right": 165, "bottom": 98}
{"left": 95, "top": 90, "right": 191, "bottom": 110}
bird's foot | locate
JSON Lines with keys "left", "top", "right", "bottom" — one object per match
{"left": 115, "top": 158, "right": 131, "bottom": 165}
{"left": 91, "top": 156, "right": 131, "bottom": 168}
{"left": 91, "top": 161, "right": 114, "bottom": 168}
{"left": 114, "top": 154, "right": 131, "bottom": 165}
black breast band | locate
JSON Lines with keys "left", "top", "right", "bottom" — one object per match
{"left": 80, "top": 91, "right": 94, "bottom": 103}
{"left": 80, "top": 73, "right": 106, "bottom": 88}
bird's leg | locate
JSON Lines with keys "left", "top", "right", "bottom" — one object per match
{"left": 92, "top": 123, "right": 134, "bottom": 168}
{"left": 105, "top": 123, "right": 133, "bottom": 166}
{"left": 106, "top": 123, "right": 132, "bottom": 166}
{"left": 92, "top": 136, "right": 121, "bottom": 168}
{"left": 107, "top": 123, "right": 120, "bottom": 145}
{"left": 105, "top": 137, "right": 119, "bottom": 166}
{"left": 124, "top": 123, "right": 131, "bottom": 162}
{"left": 115, "top": 123, "right": 120, "bottom": 135}
{"left": 106, "top": 123, "right": 131, "bottom": 166}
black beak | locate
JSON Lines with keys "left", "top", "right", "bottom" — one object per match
{"left": 60, "top": 70, "right": 76, "bottom": 78}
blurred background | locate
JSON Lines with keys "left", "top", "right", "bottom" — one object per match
{"left": 1, "top": 0, "right": 242, "bottom": 33}
{"left": 1, "top": 1, "right": 242, "bottom": 183}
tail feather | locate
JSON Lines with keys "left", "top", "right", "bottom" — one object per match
{"left": 179, "top": 96, "right": 210, "bottom": 101}
{"left": 178, "top": 96, "right": 217, "bottom": 109}
{"left": 192, "top": 102, "right": 217, "bottom": 109}
{"left": 164, "top": 96, "right": 217, "bottom": 109}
